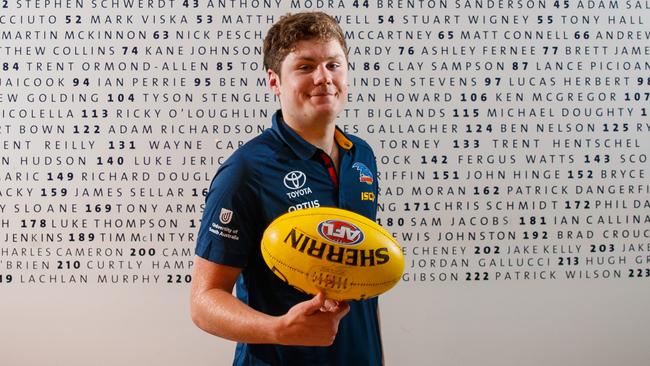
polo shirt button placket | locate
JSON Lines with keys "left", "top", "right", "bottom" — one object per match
{"left": 317, "top": 151, "right": 338, "bottom": 188}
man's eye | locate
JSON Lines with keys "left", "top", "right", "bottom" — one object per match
{"left": 328, "top": 63, "right": 341, "bottom": 69}
{"left": 298, "top": 65, "right": 313, "bottom": 71}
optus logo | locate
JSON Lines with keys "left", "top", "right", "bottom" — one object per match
{"left": 317, "top": 220, "right": 364, "bottom": 245}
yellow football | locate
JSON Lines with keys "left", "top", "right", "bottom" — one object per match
{"left": 261, "top": 207, "right": 404, "bottom": 301}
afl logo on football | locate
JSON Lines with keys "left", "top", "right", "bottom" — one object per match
{"left": 317, "top": 220, "right": 365, "bottom": 245}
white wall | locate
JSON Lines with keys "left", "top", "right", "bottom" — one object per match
{"left": 1, "top": 1, "right": 649, "bottom": 365}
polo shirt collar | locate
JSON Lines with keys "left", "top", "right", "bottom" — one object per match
{"left": 271, "top": 110, "right": 354, "bottom": 160}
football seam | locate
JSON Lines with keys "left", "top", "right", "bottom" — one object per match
{"left": 262, "top": 244, "right": 305, "bottom": 276}
{"left": 350, "top": 279, "right": 399, "bottom": 287}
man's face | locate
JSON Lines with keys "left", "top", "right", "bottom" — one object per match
{"left": 268, "top": 38, "right": 348, "bottom": 126}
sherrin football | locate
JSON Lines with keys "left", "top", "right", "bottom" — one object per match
{"left": 261, "top": 207, "right": 404, "bottom": 301}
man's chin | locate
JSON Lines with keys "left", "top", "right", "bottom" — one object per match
{"left": 314, "top": 105, "right": 343, "bottom": 116}
{"left": 304, "top": 107, "right": 339, "bottom": 123}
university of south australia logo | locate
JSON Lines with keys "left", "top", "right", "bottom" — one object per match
{"left": 317, "top": 220, "right": 365, "bottom": 245}
{"left": 219, "top": 208, "right": 233, "bottom": 224}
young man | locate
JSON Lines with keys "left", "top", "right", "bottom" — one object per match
{"left": 191, "top": 12, "right": 382, "bottom": 365}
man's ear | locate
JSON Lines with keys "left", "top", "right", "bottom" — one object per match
{"left": 268, "top": 69, "right": 281, "bottom": 96}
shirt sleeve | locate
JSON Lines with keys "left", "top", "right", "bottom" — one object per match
{"left": 195, "top": 153, "right": 262, "bottom": 268}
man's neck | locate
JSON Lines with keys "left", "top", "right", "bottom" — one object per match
{"left": 282, "top": 112, "right": 338, "bottom": 157}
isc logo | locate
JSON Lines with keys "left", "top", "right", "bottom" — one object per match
{"left": 361, "top": 192, "right": 375, "bottom": 201}
{"left": 317, "top": 220, "right": 365, "bottom": 245}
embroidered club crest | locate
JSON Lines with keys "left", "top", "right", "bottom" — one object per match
{"left": 352, "top": 162, "right": 374, "bottom": 185}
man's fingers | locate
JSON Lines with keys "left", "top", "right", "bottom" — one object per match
{"left": 302, "top": 292, "right": 326, "bottom": 315}
{"left": 332, "top": 301, "right": 350, "bottom": 321}
{"left": 321, "top": 299, "right": 340, "bottom": 312}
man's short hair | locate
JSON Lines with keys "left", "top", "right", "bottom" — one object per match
{"left": 263, "top": 12, "right": 347, "bottom": 77}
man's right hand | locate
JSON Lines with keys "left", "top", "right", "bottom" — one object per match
{"left": 191, "top": 257, "right": 350, "bottom": 346}
{"left": 275, "top": 292, "right": 350, "bottom": 346}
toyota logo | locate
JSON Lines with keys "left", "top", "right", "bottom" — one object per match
{"left": 283, "top": 171, "right": 306, "bottom": 190}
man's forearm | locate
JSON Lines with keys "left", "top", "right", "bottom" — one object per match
{"left": 191, "top": 287, "right": 281, "bottom": 344}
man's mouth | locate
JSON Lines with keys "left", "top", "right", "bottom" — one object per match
{"left": 311, "top": 89, "right": 336, "bottom": 97}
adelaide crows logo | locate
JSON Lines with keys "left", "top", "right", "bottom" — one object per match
{"left": 352, "top": 162, "right": 373, "bottom": 185}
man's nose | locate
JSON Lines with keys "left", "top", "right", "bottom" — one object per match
{"left": 314, "top": 64, "right": 332, "bottom": 85}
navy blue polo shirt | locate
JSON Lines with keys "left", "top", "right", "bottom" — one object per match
{"left": 196, "top": 110, "right": 382, "bottom": 366}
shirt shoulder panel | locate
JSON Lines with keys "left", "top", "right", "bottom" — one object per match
{"left": 344, "top": 133, "right": 375, "bottom": 156}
